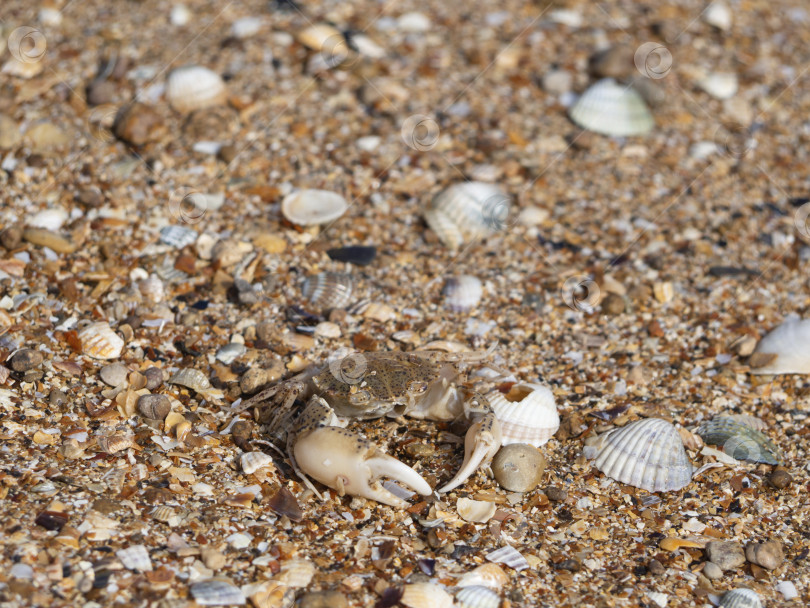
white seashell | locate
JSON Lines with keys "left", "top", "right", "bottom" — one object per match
{"left": 170, "top": 368, "right": 212, "bottom": 392}
{"left": 350, "top": 33, "right": 385, "bottom": 59}
{"left": 138, "top": 274, "right": 164, "bottom": 304}
{"left": 486, "top": 545, "right": 529, "bottom": 571}
{"left": 698, "top": 72, "right": 738, "bottom": 100}
{"left": 302, "top": 272, "right": 354, "bottom": 311}
{"left": 166, "top": 66, "right": 227, "bottom": 114}
{"left": 703, "top": 0, "right": 732, "bottom": 31}
{"left": 593, "top": 418, "right": 693, "bottom": 492}
{"left": 240, "top": 451, "right": 273, "bottom": 475}
{"left": 646, "top": 591, "right": 669, "bottom": 608}
{"left": 456, "top": 497, "right": 497, "bottom": 523}
{"left": 456, "top": 563, "right": 508, "bottom": 590}
{"left": 190, "top": 579, "right": 246, "bottom": 606}
{"left": 28, "top": 208, "right": 68, "bottom": 231}
{"left": 216, "top": 342, "right": 246, "bottom": 364}
{"left": 79, "top": 322, "right": 124, "bottom": 359}
{"left": 488, "top": 384, "right": 559, "bottom": 447}
{"left": 443, "top": 276, "right": 483, "bottom": 312}
{"left": 159, "top": 224, "right": 198, "bottom": 248}
{"left": 297, "top": 24, "right": 343, "bottom": 51}
{"left": 281, "top": 189, "right": 348, "bottom": 226}
{"left": 170, "top": 4, "right": 192, "bottom": 26}
{"left": 115, "top": 545, "right": 153, "bottom": 572}
{"left": 400, "top": 582, "right": 454, "bottom": 608}
{"left": 455, "top": 586, "right": 501, "bottom": 608}
{"left": 273, "top": 558, "right": 315, "bottom": 588}
{"left": 150, "top": 505, "right": 176, "bottom": 523}
{"left": 231, "top": 17, "right": 264, "bottom": 39}
{"left": 569, "top": 78, "right": 654, "bottom": 137}
{"left": 750, "top": 317, "right": 810, "bottom": 374}
{"left": 425, "top": 182, "right": 511, "bottom": 249}
{"left": 718, "top": 588, "right": 762, "bottom": 608}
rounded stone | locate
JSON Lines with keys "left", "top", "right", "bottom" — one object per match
{"left": 137, "top": 394, "right": 171, "bottom": 420}
{"left": 705, "top": 540, "right": 746, "bottom": 571}
{"left": 298, "top": 591, "right": 349, "bottom": 608}
{"left": 492, "top": 443, "right": 546, "bottom": 492}
{"left": 745, "top": 541, "right": 784, "bottom": 570}
{"left": 545, "top": 486, "right": 568, "bottom": 502}
{"left": 9, "top": 349, "right": 43, "bottom": 372}
{"left": 601, "top": 292, "right": 626, "bottom": 315}
{"left": 702, "top": 561, "right": 723, "bottom": 580}
{"left": 99, "top": 362, "right": 129, "bottom": 386}
{"left": 768, "top": 467, "right": 793, "bottom": 490}
{"left": 144, "top": 367, "right": 165, "bottom": 391}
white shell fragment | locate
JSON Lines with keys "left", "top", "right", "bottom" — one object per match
{"left": 593, "top": 418, "right": 693, "bottom": 492}
{"left": 400, "top": 582, "right": 454, "bottom": 608}
{"left": 190, "top": 579, "right": 246, "bottom": 606}
{"left": 698, "top": 72, "right": 738, "bottom": 100}
{"left": 78, "top": 322, "right": 124, "bottom": 360}
{"left": 749, "top": 317, "right": 810, "bottom": 374}
{"left": 216, "top": 342, "right": 247, "bottom": 365}
{"left": 159, "top": 225, "right": 198, "bottom": 248}
{"left": 703, "top": 0, "right": 732, "bottom": 31}
{"left": 718, "top": 588, "right": 762, "bottom": 608}
{"left": 443, "top": 275, "right": 484, "bottom": 312}
{"left": 166, "top": 66, "right": 227, "bottom": 113}
{"left": 170, "top": 368, "right": 212, "bottom": 392}
{"left": 569, "top": 78, "right": 654, "bottom": 137}
{"left": 486, "top": 545, "right": 530, "bottom": 571}
{"left": 488, "top": 383, "right": 559, "bottom": 447}
{"left": 240, "top": 451, "right": 273, "bottom": 475}
{"left": 456, "top": 497, "right": 497, "bottom": 523}
{"left": 456, "top": 563, "right": 508, "bottom": 590}
{"left": 424, "top": 182, "right": 511, "bottom": 249}
{"left": 455, "top": 586, "right": 501, "bottom": 608}
{"left": 115, "top": 545, "right": 152, "bottom": 572}
{"left": 302, "top": 272, "right": 354, "bottom": 311}
{"left": 281, "top": 189, "right": 348, "bottom": 226}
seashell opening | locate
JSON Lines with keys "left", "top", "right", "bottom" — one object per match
{"left": 488, "top": 383, "right": 559, "bottom": 447}
{"left": 281, "top": 189, "right": 348, "bottom": 226}
{"left": 569, "top": 78, "right": 654, "bottom": 137}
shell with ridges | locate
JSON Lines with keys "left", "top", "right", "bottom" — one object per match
{"left": 749, "top": 317, "right": 810, "bottom": 374}
{"left": 487, "top": 383, "right": 559, "bottom": 447}
{"left": 115, "top": 545, "right": 152, "bottom": 572}
{"left": 166, "top": 66, "right": 227, "bottom": 114}
{"left": 281, "top": 189, "right": 348, "bottom": 226}
{"left": 696, "top": 417, "right": 782, "bottom": 465}
{"left": 443, "top": 275, "right": 484, "bottom": 312}
{"left": 455, "top": 586, "right": 501, "bottom": 608}
{"left": 400, "top": 582, "right": 454, "bottom": 608}
{"left": 424, "top": 182, "right": 511, "bottom": 249}
{"left": 79, "top": 322, "right": 124, "bottom": 359}
{"left": 594, "top": 418, "right": 693, "bottom": 492}
{"left": 190, "top": 579, "right": 246, "bottom": 606}
{"left": 241, "top": 451, "right": 273, "bottom": 475}
{"left": 569, "top": 78, "right": 654, "bottom": 137}
{"left": 169, "top": 368, "right": 211, "bottom": 392}
{"left": 718, "top": 588, "right": 762, "bottom": 608}
{"left": 456, "top": 563, "right": 508, "bottom": 590}
{"left": 485, "top": 545, "right": 529, "bottom": 571}
{"left": 302, "top": 272, "right": 354, "bottom": 311}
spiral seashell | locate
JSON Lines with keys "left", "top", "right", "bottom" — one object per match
{"left": 302, "top": 272, "right": 354, "bottom": 311}
{"left": 400, "top": 582, "right": 454, "bottom": 608}
{"left": 79, "top": 322, "right": 124, "bottom": 359}
{"left": 281, "top": 189, "right": 348, "bottom": 226}
{"left": 190, "top": 579, "right": 246, "bottom": 606}
{"left": 240, "top": 451, "right": 273, "bottom": 475}
{"left": 166, "top": 66, "right": 227, "bottom": 114}
{"left": 424, "top": 182, "right": 512, "bottom": 249}
{"left": 443, "top": 275, "right": 483, "bottom": 312}
{"left": 718, "top": 588, "right": 762, "bottom": 608}
{"left": 569, "top": 78, "right": 654, "bottom": 137}
{"left": 455, "top": 586, "right": 500, "bottom": 608}
{"left": 696, "top": 417, "right": 782, "bottom": 465}
{"left": 487, "top": 384, "right": 559, "bottom": 447}
{"left": 593, "top": 418, "right": 692, "bottom": 492}
{"left": 749, "top": 317, "right": 810, "bottom": 374}
{"left": 115, "top": 545, "right": 153, "bottom": 572}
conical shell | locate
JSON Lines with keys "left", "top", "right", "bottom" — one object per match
{"left": 718, "top": 588, "right": 762, "bottom": 608}
{"left": 569, "top": 78, "right": 654, "bottom": 137}
{"left": 79, "top": 322, "right": 124, "bottom": 359}
{"left": 400, "top": 582, "right": 454, "bottom": 608}
{"left": 696, "top": 417, "right": 782, "bottom": 465}
{"left": 425, "top": 182, "right": 511, "bottom": 248}
{"left": 455, "top": 586, "right": 501, "bottom": 608}
{"left": 302, "top": 272, "right": 354, "bottom": 311}
{"left": 281, "top": 189, "right": 348, "bottom": 226}
{"left": 487, "top": 384, "right": 559, "bottom": 447}
{"left": 166, "top": 66, "right": 227, "bottom": 113}
{"left": 190, "top": 579, "right": 246, "bottom": 606}
{"left": 115, "top": 545, "right": 152, "bottom": 572}
{"left": 749, "top": 317, "right": 810, "bottom": 374}
{"left": 443, "top": 275, "right": 483, "bottom": 312}
{"left": 594, "top": 418, "right": 692, "bottom": 492}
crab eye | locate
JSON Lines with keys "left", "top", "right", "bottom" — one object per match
{"left": 348, "top": 389, "right": 371, "bottom": 406}
{"left": 407, "top": 380, "right": 428, "bottom": 394}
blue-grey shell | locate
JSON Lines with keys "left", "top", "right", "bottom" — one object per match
{"left": 696, "top": 417, "right": 782, "bottom": 465}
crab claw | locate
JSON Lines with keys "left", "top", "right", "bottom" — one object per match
{"left": 293, "top": 426, "right": 432, "bottom": 508}
{"left": 439, "top": 412, "right": 502, "bottom": 493}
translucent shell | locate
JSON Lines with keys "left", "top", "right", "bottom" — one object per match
{"left": 281, "top": 189, "right": 348, "bottom": 226}
{"left": 424, "top": 182, "right": 511, "bottom": 249}
{"left": 718, "top": 588, "right": 762, "bottom": 608}
{"left": 78, "top": 322, "right": 124, "bottom": 360}
{"left": 487, "top": 383, "right": 559, "bottom": 447}
{"left": 569, "top": 78, "right": 654, "bottom": 137}
{"left": 749, "top": 317, "right": 810, "bottom": 374}
{"left": 593, "top": 418, "right": 693, "bottom": 492}
{"left": 166, "top": 66, "right": 227, "bottom": 114}
{"left": 443, "top": 275, "right": 484, "bottom": 312}
{"left": 696, "top": 417, "right": 782, "bottom": 465}
{"left": 302, "top": 272, "right": 354, "bottom": 311}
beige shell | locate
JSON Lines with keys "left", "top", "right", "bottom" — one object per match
{"left": 150, "top": 505, "right": 176, "bottom": 523}
{"left": 718, "top": 588, "right": 762, "bottom": 608}
{"left": 302, "top": 272, "right": 354, "bottom": 311}
{"left": 400, "top": 582, "right": 454, "bottom": 608}
{"left": 456, "top": 497, "right": 497, "bottom": 523}
{"left": 79, "top": 322, "right": 124, "bottom": 359}
{"left": 169, "top": 368, "right": 212, "bottom": 392}
{"left": 96, "top": 434, "right": 134, "bottom": 454}
{"left": 166, "top": 66, "right": 227, "bottom": 113}
{"left": 455, "top": 586, "right": 501, "bottom": 608}
{"left": 486, "top": 545, "right": 529, "bottom": 571}
{"left": 569, "top": 78, "right": 654, "bottom": 137}
{"left": 190, "top": 579, "right": 246, "bottom": 606}
{"left": 241, "top": 451, "right": 273, "bottom": 475}
{"left": 456, "top": 563, "right": 508, "bottom": 590}
{"left": 424, "top": 182, "right": 511, "bottom": 249}
{"left": 115, "top": 545, "right": 153, "bottom": 572}
{"left": 281, "top": 189, "right": 348, "bottom": 226}
{"left": 749, "top": 317, "right": 810, "bottom": 374}
{"left": 297, "top": 24, "right": 343, "bottom": 51}
{"left": 273, "top": 558, "right": 315, "bottom": 588}
{"left": 487, "top": 383, "right": 559, "bottom": 447}
{"left": 443, "top": 275, "right": 484, "bottom": 312}
{"left": 594, "top": 418, "right": 693, "bottom": 492}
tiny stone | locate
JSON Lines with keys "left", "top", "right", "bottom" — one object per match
{"left": 492, "top": 444, "right": 546, "bottom": 492}
{"left": 0, "top": 224, "right": 23, "bottom": 250}
{"left": 113, "top": 103, "right": 164, "bottom": 146}
{"left": 745, "top": 541, "right": 784, "bottom": 570}
{"left": 545, "top": 486, "right": 568, "bottom": 502}
{"left": 768, "top": 467, "right": 792, "bottom": 489}
{"left": 144, "top": 367, "right": 165, "bottom": 390}
{"left": 647, "top": 559, "right": 665, "bottom": 575}
{"left": 217, "top": 144, "right": 237, "bottom": 163}
{"left": 76, "top": 187, "right": 104, "bottom": 208}
{"left": 10, "top": 349, "right": 44, "bottom": 372}
{"left": 298, "top": 591, "right": 349, "bottom": 608}
{"left": 240, "top": 367, "right": 281, "bottom": 395}
{"left": 404, "top": 443, "right": 435, "bottom": 458}
{"left": 555, "top": 559, "right": 581, "bottom": 572}
{"left": 702, "top": 562, "right": 723, "bottom": 580}
{"left": 601, "top": 292, "right": 625, "bottom": 315}
{"left": 201, "top": 547, "right": 227, "bottom": 570}
{"left": 137, "top": 394, "right": 172, "bottom": 420}
{"left": 705, "top": 541, "right": 746, "bottom": 571}
{"left": 86, "top": 79, "right": 117, "bottom": 106}
{"left": 49, "top": 389, "right": 67, "bottom": 407}
{"left": 99, "top": 362, "right": 129, "bottom": 386}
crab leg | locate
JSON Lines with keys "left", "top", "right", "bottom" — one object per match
{"left": 290, "top": 397, "right": 432, "bottom": 508}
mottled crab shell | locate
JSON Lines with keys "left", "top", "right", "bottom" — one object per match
{"left": 443, "top": 275, "right": 484, "bottom": 312}
{"left": 166, "top": 66, "right": 227, "bottom": 114}
{"left": 718, "top": 588, "right": 763, "bottom": 608}
{"left": 424, "top": 182, "right": 511, "bottom": 249}
{"left": 78, "top": 322, "right": 124, "bottom": 359}
{"left": 302, "top": 272, "right": 354, "bottom": 311}
{"left": 696, "top": 417, "right": 782, "bottom": 465}
{"left": 749, "top": 317, "right": 810, "bottom": 374}
{"left": 281, "top": 189, "right": 348, "bottom": 226}
{"left": 594, "top": 418, "right": 693, "bottom": 492}
{"left": 487, "top": 383, "right": 559, "bottom": 447}
{"left": 569, "top": 78, "right": 654, "bottom": 137}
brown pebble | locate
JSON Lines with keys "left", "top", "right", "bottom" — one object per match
{"left": 404, "top": 443, "right": 435, "bottom": 458}
{"left": 231, "top": 420, "right": 253, "bottom": 450}
{"left": 240, "top": 366, "right": 282, "bottom": 395}
{"left": 647, "top": 559, "right": 665, "bottom": 575}
{"left": 0, "top": 224, "right": 23, "bottom": 250}
{"left": 492, "top": 444, "right": 546, "bottom": 492}
{"left": 76, "top": 187, "right": 104, "bottom": 208}
{"left": 545, "top": 486, "right": 568, "bottom": 502}
{"left": 49, "top": 389, "right": 67, "bottom": 407}
{"left": 218, "top": 144, "right": 237, "bottom": 163}
{"left": 113, "top": 102, "right": 165, "bottom": 145}
{"left": 554, "top": 559, "right": 581, "bottom": 572}
{"left": 601, "top": 292, "right": 625, "bottom": 315}
{"left": 768, "top": 467, "right": 792, "bottom": 489}
{"left": 10, "top": 349, "right": 44, "bottom": 372}
{"left": 86, "top": 79, "right": 117, "bottom": 106}
{"left": 144, "top": 367, "right": 166, "bottom": 390}
{"left": 137, "top": 394, "right": 171, "bottom": 420}
{"left": 745, "top": 541, "right": 784, "bottom": 570}
{"left": 299, "top": 591, "right": 349, "bottom": 608}
{"left": 705, "top": 540, "right": 746, "bottom": 571}
{"left": 589, "top": 46, "right": 634, "bottom": 79}
{"left": 200, "top": 547, "right": 226, "bottom": 570}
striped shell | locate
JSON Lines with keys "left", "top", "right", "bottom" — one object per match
{"left": 166, "top": 66, "right": 227, "bottom": 113}
{"left": 241, "top": 451, "right": 273, "bottom": 475}
{"left": 169, "top": 368, "right": 212, "bottom": 393}
{"left": 159, "top": 224, "right": 198, "bottom": 248}
{"left": 273, "top": 558, "right": 315, "bottom": 588}
{"left": 190, "top": 579, "right": 246, "bottom": 606}
{"left": 78, "top": 322, "right": 124, "bottom": 359}
{"left": 594, "top": 418, "right": 693, "bottom": 492}
{"left": 696, "top": 417, "right": 782, "bottom": 465}
{"left": 750, "top": 317, "right": 810, "bottom": 374}
{"left": 487, "top": 384, "right": 559, "bottom": 447}
{"left": 443, "top": 275, "right": 484, "bottom": 312}
{"left": 719, "top": 588, "right": 762, "bottom": 608}
{"left": 302, "top": 272, "right": 354, "bottom": 311}
{"left": 281, "top": 189, "right": 348, "bottom": 226}
{"left": 115, "top": 545, "right": 152, "bottom": 572}
{"left": 455, "top": 586, "right": 501, "bottom": 608}
{"left": 569, "top": 78, "right": 654, "bottom": 137}
{"left": 400, "top": 582, "right": 454, "bottom": 608}
{"left": 424, "top": 182, "right": 511, "bottom": 249}
{"left": 485, "top": 545, "right": 529, "bottom": 571}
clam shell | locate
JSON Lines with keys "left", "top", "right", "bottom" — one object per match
{"left": 593, "top": 418, "right": 692, "bottom": 492}
{"left": 569, "top": 78, "right": 654, "bottom": 137}
{"left": 455, "top": 586, "right": 501, "bottom": 608}
{"left": 116, "top": 545, "right": 152, "bottom": 572}
{"left": 487, "top": 384, "right": 559, "bottom": 447}
{"left": 79, "top": 322, "right": 124, "bottom": 359}
{"left": 698, "top": 72, "right": 738, "bottom": 100}
{"left": 696, "top": 417, "right": 782, "bottom": 465}
{"left": 166, "top": 66, "right": 227, "bottom": 114}
{"left": 240, "top": 451, "right": 273, "bottom": 475}
{"left": 457, "top": 497, "right": 497, "bottom": 523}
{"left": 456, "top": 563, "right": 508, "bottom": 590}
{"left": 443, "top": 275, "right": 484, "bottom": 312}
{"left": 190, "top": 579, "right": 246, "bottom": 606}
{"left": 749, "top": 317, "right": 810, "bottom": 374}
{"left": 485, "top": 546, "right": 529, "bottom": 571}
{"left": 297, "top": 23, "right": 343, "bottom": 51}
{"left": 281, "top": 189, "right": 348, "bottom": 226}
{"left": 722, "top": 414, "right": 767, "bottom": 432}
{"left": 302, "top": 272, "right": 354, "bottom": 311}
{"left": 400, "top": 582, "right": 454, "bottom": 608}
{"left": 718, "top": 588, "right": 762, "bottom": 608}
{"left": 425, "top": 182, "right": 511, "bottom": 248}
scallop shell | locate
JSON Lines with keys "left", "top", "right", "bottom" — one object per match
{"left": 569, "top": 78, "right": 654, "bottom": 137}
{"left": 593, "top": 418, "right": 693, "bottom": 492}
{"left": 302, "top": 272, "right": 354, "bottom": 311}
{"left": 443, "top": 275, "right": 483, "bottom": 312}
{"left": 485, "top": 546, "right": 529, "bottom": 571}
{"left": 79, "top": 322, "right": 124, "bottom": 359}
{"left": 722, "top": 414, "right": 767, "bottom": 432}
{"left": 190, "top": 579, "right": 246, "bottom": 606}
{"left": 241, "top": 451, "right": 273, "bottom": 475}
{"left": 166, "top": 66, "right": 227, "bottom": 114}
{"left": 150, "top": 505, "right": 176, "bottom": 523}
{"left": 749, "top": 317, "right": 810, "bottom": 374}
{"left": 116, "top": 545, "right": 152, "bottom": 572}
{"left": 400, "top": 582, "right": 454, "bottom": 608}
{"left": 281, "top": 189, "right": 348, "bottom": 226}
{"left": 696, "top": 417, "right": 782, "bottom": 465}
{"left": 487, "top": 384, "right": 559, "bottom": 447}
{"left": 457, "top": 497, "right": 497, "bottom": 523}
{"left": 424, "top": 182, "right": 511, "bottom": 249}
{"left": 718, "top": 588, "right": 762, "bottom": 608}
{"left": 455, "top": 586, "right": 501, "bottom": 608}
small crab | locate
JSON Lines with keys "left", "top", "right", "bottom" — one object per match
{"left": 236, "top": 348, "right": 504, "bottom": 507}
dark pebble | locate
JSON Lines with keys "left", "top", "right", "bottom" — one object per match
{"left": 85, "top": 79, "right": 117, "bottom": 106}
{"left": 601, "top": 292, "right": 625, "bottom": 315}
{"left": 768, "top": 467, "right": 793, "bottom": 489}
{"left": 648, "top": 559, "right": 665, "bottom": 575}
{"left": 326, "top": 245, "right": 377, "bottom": 266}
{"left": 555, "top": 559, "right": 581, "bottom": 572}
{"left": 137, "top": 394, "right": 171, "bottom": 420}
{"left": 49, "top": 389, "right": 68, "bottom": 407}
{"left": 76, "top": 187, "right": 104, "bottom": 208}
{"left": 545, "top": 486, "right": 568, "bottom": 502}
{"left": 0, "top": 224, "right": 23, "bottom": 250}
{"left": 35, "top": 510, "right": 69, "bottom": 531}
{"left": 144, "top": 366, "right": 165, "bottom": 390}
{"left": 10, "top": 349, "right": 44, "bottom": 372}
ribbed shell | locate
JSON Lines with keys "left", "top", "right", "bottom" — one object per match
{"left": 696, "top": 417, "right": 782, "bottom": 465}
{"left": 169, "top": 368, "right": 212, "bottom": 393}
{"left": 456, "top": 563, "right": 508, "bottom": 590}
{"left": 190, "top": 579, "right": 246, "bottom": 606}
{"left": 281, "top": 189, "right": 348, "bottom": 226}
{"left": 115, "top": 545, "right": 152, "bottom": 572}
{"left": 302, "top": 272, "right": 354, "bottom": 311}
{"left": 487, "top": 384, "right": 559, "bottom": 447}
{"left": 78, "top": 322, "right": 124, "bottom": 360}
{"left": 424, "top": 182, "right": 511, "bottom": 248}
{"left": 455, "top": 586, "right": 501, "bottom": 608}
{"left": 594, "top": 418, "right": 692, "bottom": 492}
{"left": 485, "top": 545, "right": 529, "bottom": 571}
{"left": 400, "top": 582, "right": 454, "bottom": 608}
{"left": 240, "top": 451, "right": 273, "bottom": 474}
{"left": 166, "top": 66, "right": 227, "bottom": 113}
{"left": 718, "top": 588, "right": 762, "bottom": 608}
{"left": 443, "top": 275, "right": 484, "bottom": 312}
{"left": 569, "top": 78, "right": 654, "bottom": 137}
{"left": 159, "top": 224, "right": 198, "bottom": 248}
{"left": 750, "top": 318, "right": 810, "bottom": 374}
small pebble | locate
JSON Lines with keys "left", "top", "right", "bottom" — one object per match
{"left": 76, "top": 187, "right": 104, "bottom": 208}
{"left": 545, "top": 486, "right": 568, "bottom": 502}
{"left": 768, "top": 467, "right": 792, "bottom": 489}
{"left": 99, "top": 362, "right": 129, "bottom": 386}
{"left": 492, "top": 444, "right": 546, "bottom": 492}
{"left": 299, "top": 591, "right": 349, "bottom": 608}
{"left": 137, "top": 394, "right": 172, "bottom": 420}
{"left": 745, "top": 541, "right": 784, "bottom": 570}
{"left": 326, "top": 245, "right": 377, "bottom": 266}
{"left": 113, "top": 103, "right": 165, "bottom": 145}
{"left": 144, "top": 367, "right": 165, "bottom": 390}
{"left": 10, "top": 349, "right": 43, "bottom": 372}
{"left": 705, "top": 541, "right": 746, "bottom": 571}
{"left": 647, "top": 559, "right": 665, "bottom": 576}
{"left": 702, "top": 561, "right": 723, "bottom": 580}
{"left": 0, "top": 224, "right": 23, "bottom": 250}
{"left": 404, "top": 443, "right": 435, "bottom": 458}
{"left": 200, "top": 547, "right": 226, "bottom": 570}
{"left": 776, "top": 580, "right": 798, "bottom": 600}
{"left": 86, "top": 79, "right": 117, "bottom": 105}
{"left": 49, "top": 389, "right": 67, "bottom": 407}
{"left": 601, "top": 292, "right": 625, "bottom": 315}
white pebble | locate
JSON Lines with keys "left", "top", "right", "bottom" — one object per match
{"left": 776, "top": 581, "right": 798, "bottom": 600}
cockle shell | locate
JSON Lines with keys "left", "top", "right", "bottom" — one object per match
{"left": 718, "top": 588, "right": 762, "bottom": 608}
{"left": 190, "top": 579, "right": 246, "bottom": 606}
{"left": 486, "top": 545, "right": 529, "bottom": 571}
{"left": 593, "top": 418, "right": 693, "bottom": 492}
{"left": 400, "top": 582, "right": 454, "bottom": 608}
{"left": 240, "top": 451, "right": 273, "bottom": 475}
{"left": 424, "top": 182, "right": 511, "bottom": 249}
{"left": 443, "top": 275, "right": 484, "bottom": 312}
{"left": 456, "top": 497, "right": 497, "bottom": 523}
{"left": 302, "top": 272, "right": 354, "bottom": 311}
{"left": 455, "top": 586, "right": 500, "bottom": 608}
{"left": 281, "top": 189, "right": 348, "bottom": 226}
{"left": 487, "top": 383, "right": 559, "bottom": 447}
{"left": 166, "top": 66, "right": 227, "bottom": 114}
{"left": 749, "top": 317, "right": 810, "bottom": 374}
{"left": 569, "top": 78, "right": 654, "bottom": 137}
{"left": 79, "top": 322, "right": 124, "bottom": 359}
{"left": 273, "top": 558, "right": 315, "bottom": 588}
{"left": 116, "top": 545, "right": 152, "bottom": 572}
{"left": 696, "top": 417, "right": 782, "bottom": 465}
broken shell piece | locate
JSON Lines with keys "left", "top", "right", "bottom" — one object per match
{"left": 166, "top": 66, "right": 227, "bottom": 113}
{"left": 456, "top": 497, "right": 497, "bottom": 523}
{"left": 169, "top": 368, "right": 212, "bottom": 393}
{"left": 240, "top": 451, "right": 273, "bottom": 474}
{"left": 400, "top": 582, "right": 454, "bottom": 608}
{"left": 569, "top": 78, "right": 654, "bottom": 137}
{"left": 703, "top": 0, "right": 732, "bottom": 31}
{"left": 456, "top": 563, "right": 508, "bottom": 590}
{"left": 749, "top": 317, "right": 810, "bottom": 374}
{"left": 486, "top": 545, "right": 529, "bottom": 571}
{"left": 487, "top": 383, "right": 559, "bottom": 447}
{"left": 455, "top": 586, "right": 500, "bottom": 608}
{"left": 79, "top": 322, "right": 124, "bottom": 359}
{"left": 302, "top": 272, "right": 354, "bottom": 311}
{"left": 190, "top": 579, "right": 246, "bottom": 606}
{"left": 424, "top": 182, "right": 511, "bottom": 249}
{"left": 593, "top": 418, "right": 693, "bottom": 492}
{"left": 443, "top": 275, "right": 484, "bottom": 312}
{"left": 698, "top": 72, "right": 738, "bottom": 100}
{"left": 696, "top": 417, "right": 782, "bottom": 465}
{"left": 297, "top": 23, "right": 343, "bottom": 51}
{"left": 281, "top": 189, "right": 348, "bottom": 226}
{"left": 115, "top": 545, "right": 152, "bottom": 572}
{"left": 273, "top": 558, "right": 315, "bottom": 588}
{"left": 718, "top": 588, "right": 762, "bottom": 608}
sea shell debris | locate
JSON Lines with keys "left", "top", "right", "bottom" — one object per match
{"left": 443, "top": 275, "right": 484, "bottom": 312}
{"left": 166, "top": 66, "right": 227, "bottom": 113}
{"left": 302, "top": 272, "right": 354, "bottom": 311}
{"left": 115, "top": 545, "right": 152, "bottom": 572}
{"left": 455, "top": 585, "right": 501, "bottom": 608}
{"left": 456, "top": 497, "right": 497, "bottom": 523}
{"left": 696, "top": 417, "right": 782, "bottom": 465}
{"left": 424, "top": 182, "right": 512, "bottom": 249}
{"left": 718, "top": 588, "right": 762, "bottom": 608}
{"left": 190, "top": 579, "right": 246, "bottom": 606}
{"left": 569, "top": 78, "right": 654, "bottom": 137}
{"left": 240, "top": 451, "right": 273, "bottom": 475}
{"left": 486, "top": 545, "right": 530, "bottom": 571}
{"left": 749, "top": 317, "right": 810, "bottom": 374}
{"left": 78, "top": 322, "right": 124, "bottom": 359}
{"left": 281, "top": 189, "right": 348, "bottom": 226}
{"left": 488, "top": 383, "right": 559, "bottom": 446}
{"left": 400, "top": 582, "right": 454, "bottom": 608}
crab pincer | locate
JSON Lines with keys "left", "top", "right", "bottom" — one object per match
{"left": 439, "top": 401, "right": 502, "bottom": 493}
